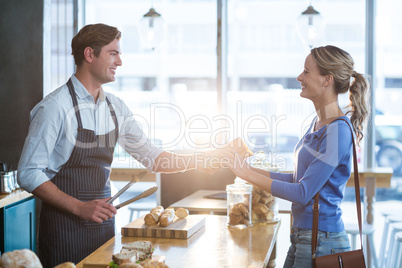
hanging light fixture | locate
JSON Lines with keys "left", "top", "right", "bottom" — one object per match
{"left": 295, "top": 3, "right": 325, "bottom": 48}
{"left": 138, "top": 5, "right": 166, "bottom": 50}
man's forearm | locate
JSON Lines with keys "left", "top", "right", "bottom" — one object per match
{"left": 152, "top": 151, "right": 196, "bottom": 173}
{"left": 32, "top": 181, "right": 81, "bottom": 216}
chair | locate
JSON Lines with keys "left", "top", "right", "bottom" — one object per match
{"left": 386, "top": 222, "right": 402, "bottom": 268}
{"left": 379, "top": 214, "right": 402, "bottom": 267}
{"left": 388, "top": 232, "right": 402, "bottom": 268}
{"left": 344, "top": 222, "right": 378, "bottom": 268}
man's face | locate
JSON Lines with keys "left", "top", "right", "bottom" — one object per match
{"left": 91, "top": 39, "right": 122, "bottom": 84}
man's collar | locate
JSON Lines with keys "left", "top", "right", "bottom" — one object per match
{"left": 71, "top": 75, "right": 106, "bottom": 102}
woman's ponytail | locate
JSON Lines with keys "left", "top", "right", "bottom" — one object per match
{"left": 347, "top": 71, "right": 369, "bottom": 143}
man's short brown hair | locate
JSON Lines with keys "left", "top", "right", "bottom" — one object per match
{"left": 71, "top": 23, "right": 121, "bottom": 66}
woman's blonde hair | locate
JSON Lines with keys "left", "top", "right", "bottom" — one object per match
{"left": 311, "top": 45, "right": 369, "bottom": 143}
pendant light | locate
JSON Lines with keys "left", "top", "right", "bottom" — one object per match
{"left": 139, "top": 4, "right": 166, "bottom": 50}
{"left": 295, "top": 3, "right": 325, "bottom": 48}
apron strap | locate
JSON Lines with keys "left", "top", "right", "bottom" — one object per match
{"left": 67, "top": 79, "right": 119, "bottom": 133}
{"left": 67, "top": 78, "right": 84, "bottom": 129}
{"left": 105, "top": 97, "right": 119, "bottom": 137}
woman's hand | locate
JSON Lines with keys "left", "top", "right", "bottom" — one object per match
{"left": 228, "top": 156, "right": 273, "bottom": 193}
{"left": 228, "top": 155, "right": 252, "bottom": 181}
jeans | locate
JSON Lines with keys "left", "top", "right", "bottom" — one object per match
{"left": 283, "top": 227, "right": 351, "bottom": 268}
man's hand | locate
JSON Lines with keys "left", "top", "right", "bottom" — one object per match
{"left": 75, "top": 198, "right": 117, "bottom": 223}
{"left": 33, "top": 181, "right": 117, "bottom": 223}
{"left": 197, "top": 137, "right": 254, "bottom": 174}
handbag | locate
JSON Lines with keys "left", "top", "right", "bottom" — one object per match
{"left": 312, "top": 118, "right": 366, "bottom": 268}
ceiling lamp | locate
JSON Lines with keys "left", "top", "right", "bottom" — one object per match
{"left": 139, "top": 7, "right": 166, "bottom": 50}
{"left": 295, "top": 4, "right": 325, "bottom": 48}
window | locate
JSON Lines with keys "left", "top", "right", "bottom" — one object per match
{"left": 79, "top": 0, "right": 372, "bottom": 171}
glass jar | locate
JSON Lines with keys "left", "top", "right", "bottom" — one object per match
{"left": 251, "top": 186, "right": 279, "bottom": 224}
{"left": 248, "top": 151, "right": 280, "bottom": 224}
{"left": 226, "top": 177, "right": 253, "bottom": 229}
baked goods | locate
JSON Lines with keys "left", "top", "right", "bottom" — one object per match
{"left": 228, "top": 202, "right": 251, "bottom": 226}
{"left": 54, "top": 262, "right": 76, "bottom": 268}
{"left": 228, "top": 137, "right": 254, "bottom": 158}
{"left": 108, "top": 241, "right": 168, "bottom": 268}
{"left": 119, "top": 264, "right": 143, "bottom": 268}
{"left": 159, "top": 208, "right": 175, "bottom": 227}
{"left": 112, "top": 251, "right": 139, "bottom": 265}
{"left": 140, "top": 259, "right": 169, "bottom": 268}
{"left": 144, "top": 206, "right": 165, "bottom": 226}
{"left": 175, "top": 208, "right": 189, "bottom": 219}
{"left": 251, "top": 187, "right": 277, "bottom": 222}
{"left": 0, "top": 249, "right": 43, "bottom": 268}
{"left": 143, "top": 206, "right": 189, "bottom": 227}
{"left": 122, "top": 241, "right": 154, "bottom": 260}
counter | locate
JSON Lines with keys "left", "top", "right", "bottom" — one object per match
{"left": 1, "top": 189, "right": 36, "bottom": 253}
{"left": 0, "top": 189, "right": 32, "bottom": 209}
{"left": 77, "top": 215, "right": 280, "bottom": 268}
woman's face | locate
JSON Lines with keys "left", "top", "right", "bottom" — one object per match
{"left": 297, "top": 54, "right": 327, "bottom": 101}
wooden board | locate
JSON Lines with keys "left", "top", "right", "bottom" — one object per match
{"left": 122, "top": 215, "right": 206, "bottom": 239}
{"left": 83, "top": 255, "right": 165, "bottom": 268}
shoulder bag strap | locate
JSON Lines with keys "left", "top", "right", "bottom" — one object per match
{"left": 311, "top": 118, "right": 363, "bottom": 259}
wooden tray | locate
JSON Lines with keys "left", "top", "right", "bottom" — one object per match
{"left": 121, "top": 215, "right": 206, "bottom": 239}
{"left": 83, "top": 255, "right": 165, "bottom": 268}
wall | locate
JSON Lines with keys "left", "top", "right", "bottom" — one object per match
{"left": 0, "top": 0, "right": 44, "bottom": 168}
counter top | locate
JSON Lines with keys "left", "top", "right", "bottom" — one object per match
{"left": 77, "top": 215, "right": 280, "bottom": 268}
{"left": 0, "top": 189, "right": 33, "bottom": 208}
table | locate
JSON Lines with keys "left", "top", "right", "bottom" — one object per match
{"left": 169, "top": 189, "right": 292, "bottom": 233}
{"left": 169, "top": 190, "right": 291, "bottom": 267}
{"left": 347, "top": 167, "right": 393, "bottom": 225}
{"left": 0, "top": 189, "right": 32, "bottom": 208}
{"left": 169, "top": 189, "right": 292, "bottom": 216}
{"left": 347, "top": 167, "right": 393, "bottom": 268}
{"left": 77, "top": 215, "right": 280, "bottom": 268}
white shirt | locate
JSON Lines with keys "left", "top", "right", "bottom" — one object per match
{"left": 18, "top": 75, "right": 163, "bottom": 193}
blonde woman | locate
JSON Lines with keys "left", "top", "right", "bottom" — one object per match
{"left": 229, "top": 45, "right": 369, "bottom": 268}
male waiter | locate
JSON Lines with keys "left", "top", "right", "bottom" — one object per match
{"left": 18, "top": 24, "right": 246, "bottom": 267}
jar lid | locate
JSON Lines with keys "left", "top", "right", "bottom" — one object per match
{"left": 226, "top": 177, "right": 253, "bottom": 191}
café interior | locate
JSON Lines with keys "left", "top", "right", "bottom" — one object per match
{"left": 1, "top": 0, "right": 402, "bottom": 267}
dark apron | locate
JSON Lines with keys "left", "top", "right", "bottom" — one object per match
{"left": 38, "top": 79, "right": 119, "bottom": 267}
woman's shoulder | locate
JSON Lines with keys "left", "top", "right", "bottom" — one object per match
{"left": 326, "top": 117, "right": 354, "bottom": 147}
{"left": 329, "top": 116, "right": 353, "bottom": 133}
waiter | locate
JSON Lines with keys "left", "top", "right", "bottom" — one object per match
{"left": 17, "top": 23, "right": 245, "bottom": 267}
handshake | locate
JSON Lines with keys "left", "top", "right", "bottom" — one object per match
{"left": 198, "top": 137, "right": 254, "bottom": 174}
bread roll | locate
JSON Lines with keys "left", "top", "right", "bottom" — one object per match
{"left": 140, "top": 259, "right": 169, "bottom": 268}
{"left": 228, "top": 137, "right": 254, "bottom": 158}
{"left": 112, "top": 251, "right": 138, "bottom": 265}
{"left": 54, "top": 262, "right": 76, "bottom": 268}
{"left": 159, "top": 208, "right": 175, "bottom": 227}
{"left": 122, "top": 241, "right": 153, "bottom": 255}
{"left": 175, "top": 208, "right": 189, "bottom": 219}
{"left": 253, "top": 203, "right": 269, "bottom": 215}
{"left": 119, "top": 263, "right": 143, "bottom": 268}
{"left": 144, "top": 206, "right": 164, "bottom": 226}
{"left": 0, "top": 249, "right": 43, "bottom": 268}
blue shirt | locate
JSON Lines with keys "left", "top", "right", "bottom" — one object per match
{"left": 270, "top": 116, "right": 353, "bottom": 232}
{"left": 18, "top": 75, "right": 163, "bottom": 193}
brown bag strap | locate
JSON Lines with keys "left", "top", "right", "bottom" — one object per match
{"left": 311, "top": 118, "right": 364, "bottom": 259}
